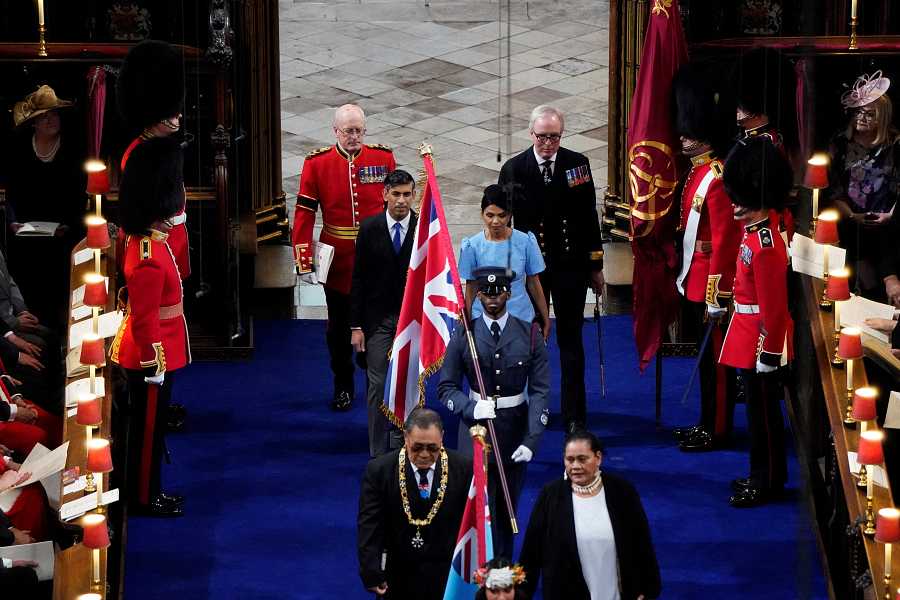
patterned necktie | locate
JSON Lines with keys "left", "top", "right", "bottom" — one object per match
{"left": 417, "top": 468, "right": 430, "bottom": 499}
{"left": 392, "top": 222, "right": 403, "bottom": 254}
{"left": 541, "top": 160, "right": 553, "bottom": 185}
{"left": 491, "top": 321, "right": 501, "bottom": 343}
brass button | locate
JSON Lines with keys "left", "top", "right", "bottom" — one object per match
{"left": 495, "top": 369, "right": 501, "bottom": 375}
{"left": 494, "top": 353, "right": 500, "bottom": 359}
{"left": 565, "top": 246, "right": 570, "bottom": 251}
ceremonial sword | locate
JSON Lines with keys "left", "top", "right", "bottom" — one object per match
{"left": 594, "top": 297, "right": 607, "bottom": 402}
{"left": 680, "top": 319, "right": 716, "bottom": 406}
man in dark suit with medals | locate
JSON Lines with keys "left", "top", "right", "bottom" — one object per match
{"left": 351, "top": 170, "right": 418, "bottom": 458}
{"left": 357, "top": 408, "right": 471, "bottom": 599}
{"left": 438, "top": 267, "right": 550, "bottom": 559}
{"left": 499, "top": 105, "right": 604, "bottom": 433}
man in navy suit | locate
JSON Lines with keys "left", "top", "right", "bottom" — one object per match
{"left": 351, "top": 170, "right": 418, "bottom": 457}
{"left": 438, "top": 267, "right": 550, "bottom": 558}
{"left": 499, "top": 105, "right": 604, "bottom": 433}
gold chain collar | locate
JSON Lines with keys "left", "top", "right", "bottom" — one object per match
{"left": 398, "top": 447, "right": 449, "bottom": 528}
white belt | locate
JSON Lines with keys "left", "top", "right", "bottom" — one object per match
{"left": 734, "top": 303, "right": 760, "bottom": 314}
{"left": 469, "top": 390, "right": 525, "bottom": 409}
{"left": 171, "top": 212, "right": 187, "bottom": 226}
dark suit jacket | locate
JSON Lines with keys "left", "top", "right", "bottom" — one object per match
{"left": 357, "top": 448, "right": 472, "bottom": 600}
{"left": 499, "top": 146, "right": 604, "bottom": 273}
{"left": 350, "top": 211, "right": 418, "bottom": 338}
{"left": 519, "top": 473, "right": 661, "bottom": 600}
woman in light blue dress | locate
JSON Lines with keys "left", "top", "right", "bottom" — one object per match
{"left": 458, "top": 184, "right": 550, "bottom": 340}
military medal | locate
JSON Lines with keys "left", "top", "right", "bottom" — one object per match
{"left": 411, "top": 528, "right": 424, "bottom": 549}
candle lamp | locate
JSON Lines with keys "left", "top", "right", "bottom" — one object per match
{"left": 81, "top": 513, "right": 109, "bottom": 592}
{"left": 36, "top": 0, "right": 47, "bottom": 57}
{"left": 853, "top": 387, "right": 879, "bottom": 487}
{"left": 816, "top": 210, "right": 840, "bottom": 309}
{"left": 850, "top": 0, "right": 859, "bottom": 50}
{"left": 804, "top": 154, "right": 829, "bottom": 233}
{"left": 827, "top": 268, "right": 851, "bottom": 367}
{"left": 76, "top": 393, "right": 101, "bottom": 427}
{"left": 840, "top": 328, "right": 863, "bottom": 424}
{"left": 859, "top": 430, "right": 885, "bottom": 536}
{"left": 80, "top": 334, "right": 105, "bottom": 396}
{"left": 87, "top": 437, "right": 112, "bottom": 512}
{"left": 877, "top": 508, "right": 900, "bottom": 599}
{"left": 83, "top": 272, "right": 107, "bottom": 336}
{"left": 85, "top": 160, "right": 109, "bottom": 217}
{"left": 86, "top": 215, "right": 109, "bottom": 274}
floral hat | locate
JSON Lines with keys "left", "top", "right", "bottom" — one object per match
{"left": 474, "top": 564, "right": 526, "bottom": 590}
{"left": 841, "top": 71, "right": 891, "bottom": 109}
{"left": 12, "top": 85, "right": 74, "bottom": 127}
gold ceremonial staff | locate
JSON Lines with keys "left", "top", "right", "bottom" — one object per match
{"left": 418, "top": 143, "right": 519, "bottom": 535}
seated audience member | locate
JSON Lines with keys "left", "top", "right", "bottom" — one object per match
{"left": 475, "top": 558, "right": 531, "bottom": 600}
{"left": 0, "top": 247, "right": 61, "bottom": 364}
{"left": 0, "top": 557, "right": 40, "bottom": 597}
{"left": 876, "top": 209, "right": 900, "bottom": 308}
{"left": 827, "top": 71, "right": 900, "bottom": 302}
{"left": 0, "top": 460, "right": 48, "bottom": 542}
{"left": 458, "top": 185, "right": 550, "bottom": 340}
{"left": 7, "top": 85, "right": 86, "bottom": 330}
{"left": 866, "top": 317, "right": 900, "bottom": 358}
{"left": 0, "top": 374, "right": 60, "bottom": 452}
{"left": 519, "top": 430, "right": 660, "bottom": 600}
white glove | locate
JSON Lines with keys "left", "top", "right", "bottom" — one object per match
{"left": 298, "top": 271, "right": 319, "bottom": 285}
{"left": 755, "top": 360, "right": 777, "bottom": 373}
{"left": 473, "top": 399, "right": 496, "bottom": 420}
{"left": 511, "top": 445, "right": 533, "bottom": 463}
{"left": 144, "top": 372, "right": 165, "bottom": 385}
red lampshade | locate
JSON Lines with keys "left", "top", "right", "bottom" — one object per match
{"left": 815, "top": 210, "right": 840, "bottom": 244}
{"left": 79, "top": 335, "right": 105, "bottom": 366}
{"left": 826, "top": 268, "right": 851, "bottom": 301}
{"left": 85, "top": 161, "right": 110, "bottom": 195}
{"left": 75, "top": 393, "right": 101, "bottom": 426}
{"left": 876, "top": 508, "right": 900, "bottom": 544}
{"left": 85, "top": 216, "right": 110, "bottom": 249}
{"left": 838, "top": 327, "right": 864, "bottom": 360}
{"left": 81, "top": 514, "right": 110, "bottom": 549}
{"left": 859, "top": 431, "right": 885, "bottom": 465}
{"left": 86, "top": 438, "right": 112, "bottom": 473}
{"left": 83, "top": 273, "right": 107, "bottom": 308}
{"left": 852, "top": 387, "right": 878, "bottom": 422}
{"left": 804, "top": 154, "right": 830, "bottom": 189}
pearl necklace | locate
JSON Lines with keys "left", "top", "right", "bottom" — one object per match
{"left": 571, "top": 473, "right": 603, "bottom": 495}
{"left": 32, "top": 134, "right": 60, "bottom": 162}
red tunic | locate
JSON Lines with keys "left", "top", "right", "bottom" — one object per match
{"left": 719, "top": 219, "right": 793, "bottom": 369}
{"left": 121, "top": 135, "right": 190, "bottom": 279}
{"left": 110, "top": 231, "right": 190, "bottom": 375}
{"left": 677, "top": 153, "right": 743, "bottom": 307}
{"left": 291, "top": 143, "right": 396, "bottom": 295}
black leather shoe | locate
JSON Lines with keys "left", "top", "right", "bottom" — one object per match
{"left": 729, "top": 485, "right": 782, "bottom": 508}
{"left": 169, "top": 403, "right": 187, "bottom": 419}
{"left": 678, "top": 430, "right": 714, "bottom": 452}
{"left": 672, "top": 425, "right": 704, "bottom": 442}
{"left": 157, "top": 491, "right": 185, "bottom": 506}
{"left": 134, "top": 495, "right": 185, "bottom": 517}
{"left": 331, "top": 390, "right": 352, "bottom": 412}
{"left": 731, "top": 477, "right": 754, "bottom": 493}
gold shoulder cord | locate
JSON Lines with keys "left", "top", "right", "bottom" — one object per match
{"left": 398, "top": 447, "right": 449, "bottom": 549}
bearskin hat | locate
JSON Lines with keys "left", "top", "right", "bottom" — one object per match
{"left": 672, "top": 62, "right": 725, "bottom": 147}
{"left": 723, "top": 137, "right": 793, "bottom": 211}
{"left": 732, "top": 48, "right": 793, "bottom": 121}
{"left": 119, "top": 136, "right": 184, "bottom": 235}
{"left": 117, "top": 40, "right": 185, "bottom": 133}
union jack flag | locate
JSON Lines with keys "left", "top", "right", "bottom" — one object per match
{"left": 382, "top": 151, "right": 464, "bottom": 426}
{"left": 443, "top": 430, "right": 492, "bottom": 600}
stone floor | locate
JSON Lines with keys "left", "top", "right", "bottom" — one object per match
{"left": 277, "top": 0, "right": 611, "bottom": 313}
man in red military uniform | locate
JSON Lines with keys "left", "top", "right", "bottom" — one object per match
{"left": 110, "top": 137, "right": 189, "bottom": 517}
{"left": 720, "top": 137, "right": 794, "bottom": 508}
{"left": 292, "top": 104, "right": 396, "bottom": 411}
{"left": 671, "top": 66, "right": 743, "bottom": 452}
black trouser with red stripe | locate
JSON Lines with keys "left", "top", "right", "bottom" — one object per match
{"left": 741, "top": 368, "right": 787, "bottom": 490}
{"left": 123, "top": 369, "right": 174, "bottom": 507}
{"left": 684, "top": 300, "right": 736, "bottom": 441}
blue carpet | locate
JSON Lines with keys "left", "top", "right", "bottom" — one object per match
{"left": 125, "top": 317, "right": 827, "bottom": 599}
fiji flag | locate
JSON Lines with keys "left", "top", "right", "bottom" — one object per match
{"left": 382, "top": 148, "right": 464, "bottom": 426}
{"left": 443, "top": 429, "right": 492, "bottom": 600}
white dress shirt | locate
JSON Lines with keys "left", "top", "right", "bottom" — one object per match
{"left": 533, "top": 147, "right": 558, "bottom": 175}
{"left": 481, "top": 311, "right": 510, "bottom": 335}
{"left": 386, "top": 211, "right": 412, "bottom": 247}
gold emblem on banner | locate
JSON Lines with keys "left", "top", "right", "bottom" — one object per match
{"left": 628, "top": 140, "right": 677, "bottom": 237}
{"left": 651, "top": 0, "right": 673, "bottom": 17}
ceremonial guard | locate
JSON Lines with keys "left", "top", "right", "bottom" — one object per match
{"left": 357, "top": 408, "right": 471, "bottom": 599}
{"left": 438, "top": 267, "right": 550, "bottom": 558}
{"left": 292, "top": 104, "right": 396, "bottom": 411}
{"left": 110, "top": 136, "right": 190, "bottom": 517}
{"left": 499, "top": 105, "right": 603, "bottom": 433}
{"left": 117, "top": 39, "right": 190, "bottom": 280}
{"left": 671, "top": 66, "right": 743, "bottom": 452}
{"left": 720, "top": 138, "right": 794, "bottom": 508}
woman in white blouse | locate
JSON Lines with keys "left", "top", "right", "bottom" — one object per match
{"left": 518, "top": 431, "right": 660, "bottom": 599}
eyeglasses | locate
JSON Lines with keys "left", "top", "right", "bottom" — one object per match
{"left": 533, "top": 132, "right": 562, "bottom": 143}
{"left": 336, "top": 127, "right": 366, "bottom": 137}
{"left": 854, "top": 109, "right": 877, "bottom": 121}
{"left": 410, "top": 443, "right": 441, "bottom": 454}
